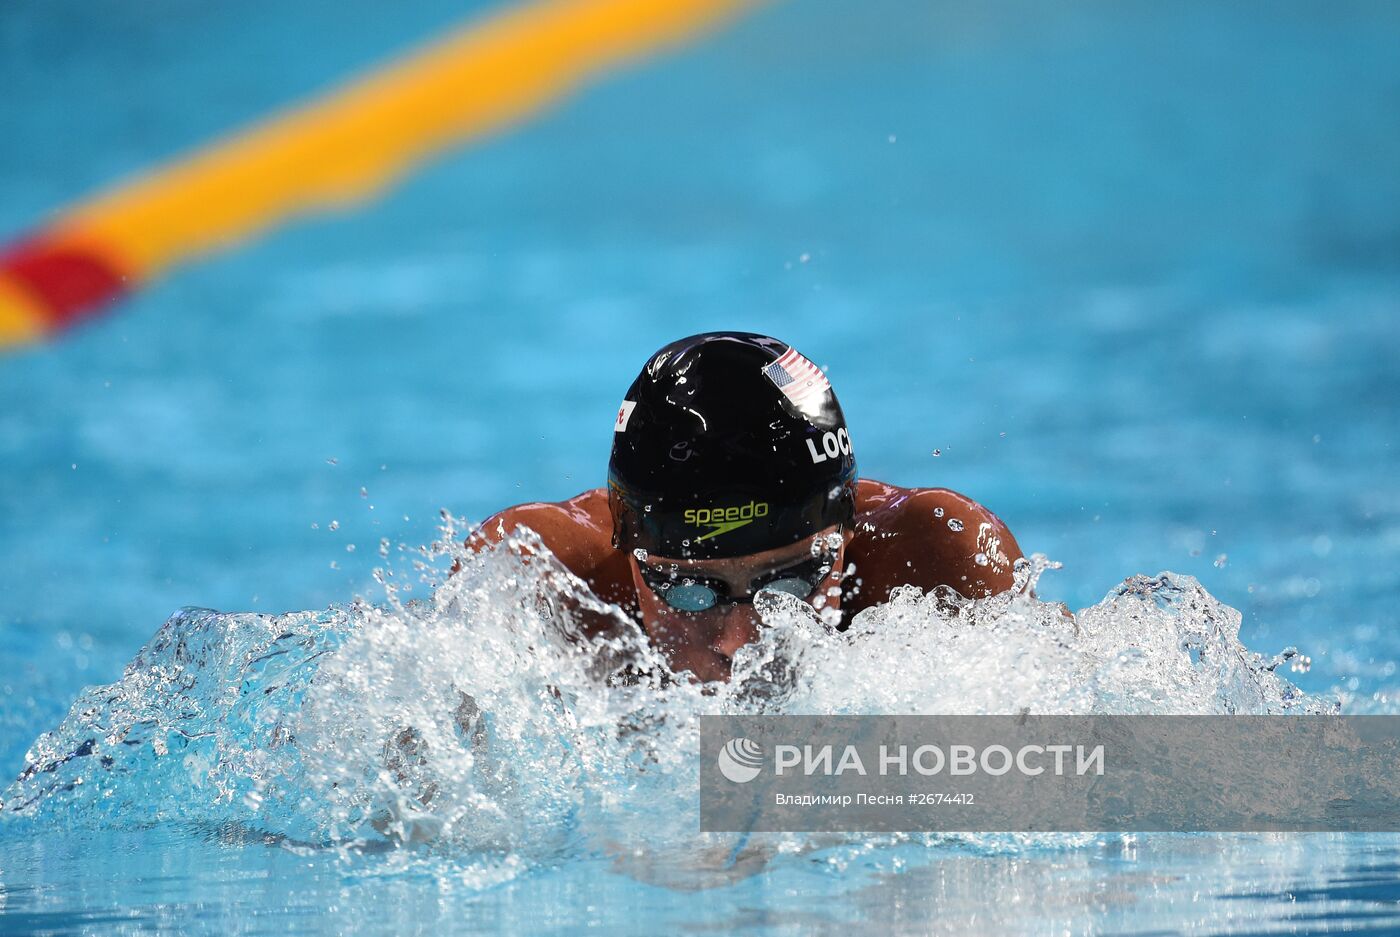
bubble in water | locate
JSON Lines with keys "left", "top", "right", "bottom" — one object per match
{"left": 931, "top": 449, "right": 941, "bottom": 457}
{"left": 974, "top": 553, "right": 989, "bottom": 566}
{"left": 1214, "top": 553, "right": 1228, "bottom": 568}
{"left": 329, "top": 520, "right": 340, "bottom": 531}
{"left": 947, "top": 518, "right": 964, "bottom": 532}
{"left": 360, "top": 487, "right": 368, "bottom": 498}
{"left": 933, "top": 507, "right": 944, "bottom": 518}
{"left": 632, "top": 548, "right": 649, "bottom": 562}
{"left": 346, "top": 544, "right": 356, "bottom": 553}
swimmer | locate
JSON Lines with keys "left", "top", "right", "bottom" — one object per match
{"left": 469, "top": 331, "right": 1024, "bottom": 683}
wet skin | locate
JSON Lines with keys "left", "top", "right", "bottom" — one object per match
{"left": 468, "top": 478, "right": 1023, "bottom": 682}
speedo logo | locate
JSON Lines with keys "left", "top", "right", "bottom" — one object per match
{"left": 685, "top": 501, "right": 770, "bottom": 541}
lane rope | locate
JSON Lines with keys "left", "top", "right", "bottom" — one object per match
{"left": 0, "top": 0, "right": 758, "bottom": 349}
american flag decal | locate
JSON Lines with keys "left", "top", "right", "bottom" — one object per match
{"left": 761, "top": 347, "right": 830, "bottom": 406}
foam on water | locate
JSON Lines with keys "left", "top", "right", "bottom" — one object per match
{"left": 0, "top": 517, "right": 1341, "bottom": 884}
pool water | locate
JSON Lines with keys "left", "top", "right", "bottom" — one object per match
{"left": 3, "top": 0, "right": 1399, "bottom": 932}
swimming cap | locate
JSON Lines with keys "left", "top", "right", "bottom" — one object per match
{"left": 608, "top": 332, "right": 857, "bottom": 560}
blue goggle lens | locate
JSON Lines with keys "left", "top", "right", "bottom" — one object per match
{"left": 661, "top": 582, "right": 719, "bottom": 612}
{"left": 757, "top": 577, "right": 815, "bottom": 599}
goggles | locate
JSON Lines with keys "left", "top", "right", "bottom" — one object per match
{"left": 638, "top": 550, "right": 837, "bottom": 613}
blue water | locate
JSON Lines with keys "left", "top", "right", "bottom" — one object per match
{"left": 3, "top": 0, "right": 1399, "bottom": 932}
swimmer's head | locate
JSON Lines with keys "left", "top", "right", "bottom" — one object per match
{"left": 607, "top": 331, "right": 857, "bottom": 561}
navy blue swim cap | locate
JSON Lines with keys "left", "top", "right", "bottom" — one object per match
{"left": 608, "top": 332, "right": 857, "bottom": 560}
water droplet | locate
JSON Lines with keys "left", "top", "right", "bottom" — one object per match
{"left": 933, "top": 507, "right": 944, "bottom": 517}
{"left": 329, "top": 520, "right": 340, "bottom": 531}
{"left": 947, "top": 518, "right": 964, "bottom": 532}
{"left": 1213, "top": 553, "right": 1228, "bottom": 568}
{"left": 974, "top": 552, "right": 989, "bottom": 566}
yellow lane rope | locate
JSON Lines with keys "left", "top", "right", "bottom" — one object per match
{"left": 0, "top": 0, "right": 759, "bottom": 348}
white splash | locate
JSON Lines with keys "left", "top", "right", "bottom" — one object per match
{"left": 0, "top": 517, "right": 1340, "bottom": 883}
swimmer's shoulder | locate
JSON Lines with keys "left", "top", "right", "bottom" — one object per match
{"left": 470, "top": 487, "right": 612, "bottom": 560}
{"left": 468, "top": 488, "right": 631, "bottom": 597}
{"left": 848, "top": 478, "right": 1023, "bottom": 601}
{"left": 854, "top": 479, "right": 1011, "bottom": 527}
